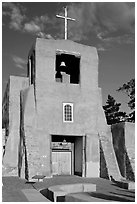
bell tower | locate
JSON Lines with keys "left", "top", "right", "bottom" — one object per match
{"left": 24, "top": 38, "right": 102, "bottom": 178}
{"left": 55, "top": 50, "right": 80, "bottom": 84}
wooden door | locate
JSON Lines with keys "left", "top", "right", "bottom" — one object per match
{"left": 52, "top": 151, "right": 72, "bottom": 175}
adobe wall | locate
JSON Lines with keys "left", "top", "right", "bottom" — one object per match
{"left": 111, "top": 122, "right": 135, "bottom": 181}
{"left": 125, "top": 122, "right": 135, "bottom": 180}
{"left": 35, "top": 39, "right": 98, "bottom": 89}
{"left": 111, "top": 123, "right": 126, "bottom": 177}
{"left": 2, "top": 80, "right": 10, "bottom": 137}
{"left": 20, "top": 85, "right": 51, "bottom": 179}
{"left": 35, "top": 39, "right": 100, "bottom": 135}
{"left": 2, "top": 76, "right": 29, "bottom": 176}
{"left": 17, "top": 39, "right": 103, "bottom": 179}
{"left": 96, "top": 89, "right": 122, "bottom": 180}
{"left": 3, "top": 39, "right": 129, "bottom": 180}
{"left": 34, "top": 39, "right": 101, "bottom": 178}
{"left": 20, "top": 85, "right": 36, "bottom": 179}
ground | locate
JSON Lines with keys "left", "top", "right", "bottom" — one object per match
{"left": 2, "top": 176, "right": 135, "bottom": 202}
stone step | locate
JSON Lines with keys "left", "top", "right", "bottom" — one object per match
{"left": 112, "top": 179, "right": 135, "bottom": 190}
{"left": 47, "top": 183, "right": 96, "bottom": 202}
{"left": 22, "top": 189, "right": 51, "bottom": 202}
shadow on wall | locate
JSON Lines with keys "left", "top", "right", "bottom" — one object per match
{"left": 99, "top": 140, "right": 109, "bottom": 180}
{"left": 125, "top": 150, "right": 135, "bottom": 181}
{"left": 111, "top": 123, "right": 135, "bottom": 181}
{"left": 18, "top": 93, "right": 29, "bottom": 180}
{"left": 111, "top": 124, "right": 126, "bottom": 177}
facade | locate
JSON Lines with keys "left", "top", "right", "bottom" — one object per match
{"left": 3, "top": 38, "right": 133, "bottom": 181}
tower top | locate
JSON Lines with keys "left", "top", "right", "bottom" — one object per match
{"left": 56, "top": 7, "right": 76, "bottom": 40}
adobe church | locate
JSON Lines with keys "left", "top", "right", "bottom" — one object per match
{"left": 3, "top": 37, "right": 135, "bottom": 182}
{"left": 2, "top": 38, "right": 108, "bottom": 179}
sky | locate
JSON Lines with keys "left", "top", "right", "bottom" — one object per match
{"left": 2, "top": 2, "right": 135, "bottom": 113}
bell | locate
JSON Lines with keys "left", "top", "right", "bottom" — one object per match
{"left": 60, "top": 61, "right": 66, "bottom": 67}
{"left": 63, "top": 139, "right": 66, "bottom": 143}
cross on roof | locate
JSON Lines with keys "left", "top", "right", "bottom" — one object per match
{"left": 56, "top": 7, "right": 76, "bottom": 40}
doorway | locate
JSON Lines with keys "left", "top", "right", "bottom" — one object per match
{"left": 51, "top": 135, "right": 85, "bottom": 176}
{"left": 52, "top": 151, "right": 72, "bottom": 175}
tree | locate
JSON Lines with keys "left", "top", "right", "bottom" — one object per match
{"left": 117, "top": 79, "right": 135, "bottom": 123}
{"left": 103, "top": 95, "right": 127, "bottom": 125}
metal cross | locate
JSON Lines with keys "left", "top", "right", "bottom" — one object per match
{"left": 56, "top": 6, "right": 76, "bottom": 40}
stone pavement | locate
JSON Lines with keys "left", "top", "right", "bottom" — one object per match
{"left": 22, "top": 189, "right": 50, "bottom": 202}
{"left": 2, "top": 176, "right": 50, "bottom": 202}
{"left": 35, "top": 175, "right": 135, "bottom": 202}
{"left": 2, "top": 177, "right": 33, "bottom": 202}
{"left": 2, "top": 175, "right": 135, "bottom": 202}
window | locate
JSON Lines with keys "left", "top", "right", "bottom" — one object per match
{"left": 55, "top": 51, "right": 80, "bottom": 84}
{"left": 27, "top": 50, "right": 35, "bottom": 85}
{"left": 63, "top": 103, "right": 73, "bottom": 122}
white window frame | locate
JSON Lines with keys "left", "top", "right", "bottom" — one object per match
{"left": 63, "top": 103, "right": 74, "bottom": 123}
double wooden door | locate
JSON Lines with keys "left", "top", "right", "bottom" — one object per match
{"left": 52, "top": 151, "right": 72, "bottom": 175}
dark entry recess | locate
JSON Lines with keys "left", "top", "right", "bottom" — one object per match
{"left": 51, "top": 135, "right": 84, "bottom": 176}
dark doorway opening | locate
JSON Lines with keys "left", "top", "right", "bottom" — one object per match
{"left": 51, "top": 135, "right": 84, "bottom": 176}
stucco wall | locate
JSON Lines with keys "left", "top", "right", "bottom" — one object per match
{"left": 86, "top": 134, "right": 100, "bottom": 177}
{"left": 2, "top": 80, "right": 10, "bottom": 140}
{"left": 3, "top": 76, "right": 29, "bottom": 176}
{"left": 16, "top": 39, "right": 102, "bottom": 178}
{"left": 3, "top": 39, "right": 108, "bottom": 179}
{"left": 34, "top": 39, "right": 100, "bottom": 135}
{"left": 99, "top": 125, "right": 122, "bottom": 180}
{"left": 21, "top": 85, "right": 37, "bottom": 179}
{"left": 99, "top": 140, "right": 109, "bottom": 179}
{"left": 35, "top": 39, "right": 98, "bottom": 87}
{"left": 34, "top": 39, "right": 101, "bottom": 177}
{"left": 21, "top": 85, "right": 51, "bottom": 179}
{"left": 111, "top": 123, "right": 126, "bottom": 177}
{"left": 125, "top": 122, "right": 135, "bottom": 180}
{"left": 111, "top": 122, "right": 135, "bottom": 181}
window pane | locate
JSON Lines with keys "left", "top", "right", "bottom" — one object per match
{"left": 64, "top": 104, "right": 73, "bottom": 122}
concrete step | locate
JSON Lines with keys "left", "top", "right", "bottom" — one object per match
{"left": 47, "top": 183, "right": 96, "bottom": 202}
{"left": 112, "top": 179, "right": 135, "bottom": 190}
{"left": 22, "top": 189, "right": 51, "bottom": 202}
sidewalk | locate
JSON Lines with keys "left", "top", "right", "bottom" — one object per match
{"left": 2, "top": 177, "right": 33, "bottom": 202}
{"left": 2, "top": 175, "right": 135, "bottom": 202}
{"left": 35, "top": 175, "right": 135, "bottom": 202}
